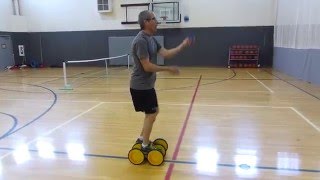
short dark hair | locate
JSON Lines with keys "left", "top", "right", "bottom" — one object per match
{"left": 138, "top": 10, "right": 152, "bottom": 30}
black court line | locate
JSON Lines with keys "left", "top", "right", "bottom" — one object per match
{"left": 263, "top": 69, "right": 320, "bottom": 101}
{"left": 0, "top": 147, "right": 319, "bottom": 173}
{"left": 0, "top": 83, "right": 57, "bottom": 140}
{"left": 54, "top": 70, "right": 237, "bottom": 94}
{"left": 158, "top": 69, "right": 237, "bottom": 91}
{"left": 0, "top": 87, "right": 47, "bottom": 94}
{"left": 0, "top": 76, "right": 277, "bottom": 81}
{"left": 0, "top": 112, "right": 18, "bottom": 139}
{"left": 0, "top": 68, "right": 103, "bottom": 85}
{"left": 40, "top": 69, "right": 103, "bottom": 84}
{"left": 53, "top": 70, "right": 237, "bottom": 95}
{"left": 71, "top": 74, "right": 112, "bottom": 89}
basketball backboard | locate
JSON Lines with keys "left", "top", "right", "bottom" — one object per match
{"left": 151, "top": 1, "right": 181, "bottom": 23}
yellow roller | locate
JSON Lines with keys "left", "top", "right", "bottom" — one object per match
{"left": 128, "top": 149, "right": 145, "bottom": 165}
{"left": 154, "top": 144, "right": 166, "bottom": 156}
{"left": 147, "top": 150, "right": 164, "bottom": 166}
{"left": 132, "top": 143, "right": 142, "bottom": 150}
{"left": 153, "top": 138, "right": 168, "bottom": 151}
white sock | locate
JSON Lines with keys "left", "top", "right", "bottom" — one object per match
{"left": 138, "top": 136, "right": 143, "bottom": 140}
{"left": 142, "top": 143, "right": 148, "bottom": 148}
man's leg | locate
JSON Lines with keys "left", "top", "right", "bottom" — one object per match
{"left": 136, "top": 128, "right": 143, "bottom": 143}
{"left": 139, "top": 129, "right": 143, "bottom": 139}
{"left": 130, "top": 88, "right": 145, "bottom": 143}
{"left": 142, "top": 108, "right": 158, "bottom": 146}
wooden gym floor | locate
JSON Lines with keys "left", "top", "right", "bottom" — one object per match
{"left": 0, "top": 67, "right": 319, "bottom": 179}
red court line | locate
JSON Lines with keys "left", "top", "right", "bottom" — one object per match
{"left": 165, "top": 75, "right": 202, "bottom": 180}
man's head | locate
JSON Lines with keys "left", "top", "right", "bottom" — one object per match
{"left": 138, "top": 10, "right": 158, "bottom": 34}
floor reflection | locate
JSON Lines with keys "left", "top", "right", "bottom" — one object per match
{"left": 234, "top": 149, "right": 258, "bottom": 178}
{"left": 195, "top": 147, "right": 219, "bottom": 175}
{"left": 13, "top": 144, "right": 31, "bottom": 164}
{"left": 66, "top": 143, "right": 86, "bottom": 161}
{"left": 277, "top": 152, "right": 300, "bottom": 175}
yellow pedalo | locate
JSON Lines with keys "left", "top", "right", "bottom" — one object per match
{"left": 128, "top": 138, "right": 168, "bottom": 166}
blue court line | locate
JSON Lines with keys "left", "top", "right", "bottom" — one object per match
{"left": 0, "top": 147, "right": 319, "bottom": 173}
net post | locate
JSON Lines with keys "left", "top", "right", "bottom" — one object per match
{"left": 60, "top": 54, "right": 127, "bottom": 90}
{"left": 127, "top": 54, "right": 130, "bottom": 70}
{"left": 105, "top": 58, "right": 108, "bottom": 75}
{"left": 61, "top": 61, "right": 73, "bottom": 90}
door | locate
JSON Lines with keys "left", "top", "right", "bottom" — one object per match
{"left": 0, "top": 36, "right": 14, "bottom": 70}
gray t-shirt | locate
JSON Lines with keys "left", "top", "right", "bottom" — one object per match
{"left": 130, "top": 31, "right": 162, "bottom": 90}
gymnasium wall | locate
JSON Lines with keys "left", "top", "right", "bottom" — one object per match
{"left": 3, "top": 0, "right": 275, "bottom": 67}
{"left": 20, "top": 27, "right": 273, "bottom": 68}
{"left": 19, "top": 0, "right": 275, "bottom": 31}
{"left": 273, "top": 0, "right": 320, "bottom": 85}
{"left": 0, "top": 0, "right": 27, "bottom": 32}
{"left": 0, "top": 0, "right": 13, "bottom": 31}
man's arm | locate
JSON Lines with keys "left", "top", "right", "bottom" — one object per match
{"left": 140, "top": 57, "right": 179, "bottom": 74}
{"left": 158, "top": 37, "right": 193, "bottom": 59}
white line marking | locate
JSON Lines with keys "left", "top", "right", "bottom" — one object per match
{"left": 0, "top": 102, "right": 104, "bottom": 160}
{"left": 101, "top": 102, "right": 290, "bottom": 108}
{"left": 247, "top": 71, "right": 274, "bottom": 93}
{"left": 290, "top": 107, "right": 320, "bottom": 132}
{"left": 49, "top": 89, "right": 269, "bottom": 93}
{"left": 103, "top": 102, "right": 292, "bottom": 109}
{"left": 0, "top": 99, "right": 293, "bottom": 109}
{"left": 102, "top": 102, "right": 291, "bottom": 109}
{"left": 160, "top": 90, "right": 268, "bottom": 93}
{"left": 193, "top": 104, "right": 291, "bottom": 108}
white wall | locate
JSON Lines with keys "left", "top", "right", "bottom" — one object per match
{"left": 0, "top": 0, "right": 28, "bottom": 32}
{"left": 275, "top": 0, "right": 320, "bottom": 25}
{"left": 182, "top": 0, "right": 275, "bottom": 27}
{"left": 0, "top": 0, "right": 12, "bottom": 31}
{"left": 20, "top": 0, "right": 129, "bottom": 32}
{"left": 274, "top": 0, "right": 320, "bottom": 49}
{"left": 19, "top": 0, "right": 275, "bottom": 32}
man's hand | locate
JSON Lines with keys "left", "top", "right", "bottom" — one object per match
{"left": 182, "top": 36, "right": 195, "bottom": 48}
{"left": 168, "top": 66, "right": 180, "bottom": 75}
{"left": 158, "top": 36, "right": 195, "bottom": 59}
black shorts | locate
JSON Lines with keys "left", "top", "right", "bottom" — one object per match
{"left": 130, "top": 88, "right": 158, "bottom": 114}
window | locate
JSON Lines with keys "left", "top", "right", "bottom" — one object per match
{"left": 12, "top": 0, "right": 21, "bottom": 15}
{"left": 98, "top": 0, "right": 112, "bottom": 12}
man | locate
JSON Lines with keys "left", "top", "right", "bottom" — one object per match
{"left": 130, "top": 10, "right": 193, "bottom": 153}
